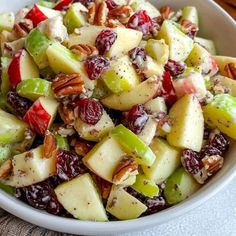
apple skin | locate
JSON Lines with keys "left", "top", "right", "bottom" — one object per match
{"left": 54, "top": 0, "right": 73, "bottom": 10}
{"left": 25, "top": 4, "right": 48, "bottom": 27}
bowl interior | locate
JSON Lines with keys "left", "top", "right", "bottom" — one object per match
{"left": 0, "top": 0, "right": 236, "bottom": 235}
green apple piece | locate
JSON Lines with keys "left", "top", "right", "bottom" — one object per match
{"left": 3, "top": 145, "right": 57, "bottom": 187}
{"left": 25, "top": 29, "right": 52, "bottom": 69}
{"left": 167, "top": 94, "right": 204, "bottom": 152}
{"left": 36, "top": 4, "right": 61, "bottom": 18}
{"left": 0, "top": 144, "right": 12, "bottom": 166}
{"left": 194, "top": 37, "right": 216, "bottom": 55}
{"left": 0, "top": 13, "right": 14, "bottom": 32}
{"left": 143, "top": 56, "right": 164, "bottom": 78}
{"left": 132, "top": 174, "right": 159, "bottom": 198}
{"left": 215, "top": 75, "right": 236, "bottom": 97}
{"left": 111, "top": 125, "right": 156, "bottom": 166}
{"left": 145, "top": 39, "right": 169, "bottom": 64}
{"left": 138, "top": 116, "right": 157, "bottom": 145}
{"left": 157, "top": 20, "right": 193, "bottom": 62}
{"left": 106, "top": 185, "right": 147, "bottom": 220}
{"left": 0, "top": 109, "right": 29, "bottom": 144}
{"left": 203, "top": 94, "right": 236, "bottom": 139}
{"left": 75, "top": 110, "right": 114, "bottom": 142}
{"left": 180, "top": 6, "right": 199, "bottom": 25}
{"left": 130, "top": 0, "right": 160, "bottom": 18}
{"left": 107, "top": 27, "right": 143, "bottom": 58}
{"left": 55, "top": 173, "right": 108, "bottom": 221}
{"left": 102, "top": 76, "right": 159, "bottom": 111}
{"left": 0, "top": 182, "right": 15, "bottom": 194}
{"left": 55, "top": 134, "right": 70, "bottom": 151}
{"left": 213, "top": 55, "right": 236, "bottom": 77}
{"left": 92, "top": 79, "right": 110, "bottom": 100}
{"left": 1, "top": 57, "right": 11, "bottom": 96}
{"left": 164, "top": 167, "right": 200, "bottom": 205}
{"left": 144, "top": 97, "right": 167, "bottom": 114}
{"left": 16, "top": 78, "right": 53, "bottom": 101}
{"left": 102, "top": 55, "right": 140, "bottom": 93}
{"left": 64, "top": 3, "right": 88, "bottom": 34}
{"left": 83, "top": 136, "right": 125, "bottom": 183}
{"left": 38, "top": 0, "right": 55, "bottom": 8}
{"left": 142, "top": 138, "right": 181, "bottom": 183}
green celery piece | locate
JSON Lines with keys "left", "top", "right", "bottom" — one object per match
{"left": 38, "top": 0, "right": 55, "bottom": 8}
{"left": 1, "top": 57, "right": 11, "bottom": 96}
{"left": 180, "top": 6, "right": 199, "bottom": 25}
{"left": 0, "top": 143, "right": 12, "bottom": 166}
{"left": 0, "top": 182, "right": 15, "bottom": 195}
{"left": 55, "top": 134, "right": 70, "bottom": 151}
{"left": 0, "top": 95, "right": 14, "bottom": 114}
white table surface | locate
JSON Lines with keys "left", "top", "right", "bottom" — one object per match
{"left": 119, "top": 177, "right": 236, "bottom": 236}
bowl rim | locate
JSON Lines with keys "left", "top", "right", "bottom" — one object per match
{"left": 1, "top": 0, "right": 236, "bottom": 235}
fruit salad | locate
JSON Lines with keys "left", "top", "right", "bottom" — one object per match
{"left": 0, "top": 0, "right": 235, "bottom": 221}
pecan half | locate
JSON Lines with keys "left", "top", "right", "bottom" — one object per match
{"left": 88, "top": 0, "right": 108, "bottom": 26}
{"left": 43, "top": 130, "right": 58, "bottom": 159}
{"left": 202, "top": 155, "right": 224, "bottom": 176}
{"left": 108, "top": 5, "right": 133, "bottom": 24}
{"left": 181, "top": 19, "right": 199, "bottom": 38}
{"left": 113, "top": 156, "right": 138, "bottom": 185}
{"left": 70, "top": 44, "right": 98, "bottom": 60}
{"left": 0, "top": 160, "right": 13, "bottom": 179}
{"left": 52, "top": 73, "right": 84, "bottom": 98}
{"left": 106, "top": 19, "right": 125, "bottom": 28}
{"left": 94, "top": 175, "right": 112, "bottom": 199}
{"left": 73, "top": 140, "right": 94, "bottom": 157}
{"left": 160, "top": 6, "right": 175, "bottom": 20}
{"left": 58, "top": 105, "right": 76, "bottom": 125}
{"left": 224, "top": 63, "right": 236, "bottom": 80}
{"left": 13, "top": 19, "right": 33, "bottom": 38}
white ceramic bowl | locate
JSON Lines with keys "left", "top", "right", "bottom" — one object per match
{"left": 0, "top": 0, "right": 236, "bottom": 235}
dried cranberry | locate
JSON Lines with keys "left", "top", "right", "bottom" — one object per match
{"left": 143, "top": 196, "right": 166, "bottom": 215}
{"left": 200, "top": 145, "right": 222, "bottom": 158}
{"left": 127, "top": 10, "right": 153, "bottom": 35}
{"left": 164, "top": 60, "right": 186, "bottom": 77}
{"left": 128, "top": 47, "right": 147, "bottom": 70}
{"left": 209, "top": 133, "right": 229, "bottom": 153}
{"left": 85, "top": 55, "right": 110, "bottom": 80}
{"left": 78, "top": 0, "right": 94, "bottom": 7}
{"left": 57, "top": 150, "right": 81, "bottom": 181}
{"left": 95, "top": 29, "right": 117, "bottom": 55}
{"left": 127, "top": 105, "right": 148, "bottom": 134}
{"left": 203, "top": 127, "right": 211, "bottom": 140}
{"left": 106, "top": 0, "right": 118, "bottom": 10}
{"left": 47, "top": 194, "right": 63, "bottom": 215}
{"left": 77, "top": 98, "right": 103, "bottom": 125}
{"left": 7, "top": 91, "right": 32, "bottom": 117}
{"left": 181, "top": 149, "right": 200, "bottom": 174}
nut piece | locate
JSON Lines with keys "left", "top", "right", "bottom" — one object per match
{"left": 13, "top": 19, "right": 33, "bottom": 38}
{"left": 108, "top": 5, "right": 133, "bottom": 24}
{"left": 0, "top": 160, "right": 13, "bottom": 179}
{"left": 106, "top": 19, "right": 125, "bottom": 28}
{"left": 88, "top": 0, "right": 108, "bottom": 26}
{"left": 113, "top": 156, "right": 138, "bottom": 185}
{"left": 43, "top": 130, "right": 58, "bottom": 159}
{"left": 72, "top": 140, "right": 94, "bottom": 157}
{"left": 180, "top": 19, "right": 199, "bottom": 37}
{"left": 70, "top": 44, "right": 98, "bottom": 60}
{"left": 224, "top": 63, "right": 236, "bottom": 80}
{"left": 58, "top": 105, "right": 76, "bottom": 125}
{"left": 93, "top": 175, "right": 112, "bottom": 199}
{"left": 202, "top": 155, "right": 224, "bottom": 176}
{"left": 160, "top": 6, "right": 175, "bottom": 20}
{"left": 52, "top": 73, "right": 84, "bottom": 98}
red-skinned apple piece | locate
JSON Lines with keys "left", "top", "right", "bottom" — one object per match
{"left": 24, "top": 97, "right": 58, "bottom": 136}
{"left": 53, "top": 0, "right": 73, "bottom": 10}
{"left": 8, "top": 49, "right": 39, "bottom": 89}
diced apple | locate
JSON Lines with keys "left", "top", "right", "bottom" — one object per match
{"left": 83, "top": 136, "right": 125, "bottom": 183}
{"left": 142, "top": 138, "right": 181, "bottom": 183}
{"left": 101, "top": 76, "right": 160, "bottom": 111}
{"left": 54, "top": 0, "right": 73, "bottom": 10}
{"left": 145, "top": 39, "right": 169, "bottom": 64}
{"left": 63, "top": 3, "right": 88, "bottom": 33}
{"left": 25, "top": 29, "right": 52, "bottom": 69}
{"left": 2, "top": 38, "right": 25, "bottom": 58}
{"left": 143, "top": 56, "right": 164, "bottom": 78}
{"left": 213, "top": 55, "right": 236, "bottom": 77}
{"left": 54, "top": 134, "right": 70, "bottom": 151}
{"left": 157, "top": 20, "right": 193, "bottom": 61}
{"left": 2, "top": 145, "right": 56, "bottom": 187}
{"left": 180, "top": 6, "right": 199, "bottom": 25}
{"left": 111, "top": 125, "right": 156, "bottom": 166}
{"left": 138, "top": 116, "right": 157, "bottom": 145}
{"left": 106, "top": 185, "right": 147, "bottom": 220}
{"left": 16, "top": 78, "right": 53, "bottom": 101}
{"left": 0, "top": 109, "right": 29, "bottom": 144}
{"left": 144, "top": 97, "right": 167, "bottom": 114}
{"left": 167, "top": 94, "right": 204, "bottom": 152}
{"left": 24, "top": 97, "right": 58, "bottom": 136}
{"left": 164, "top": 167, "right": 200, "bottom": 205}
{"left": 214, "top": 75, "right": 236, "bottom": 97}
{"left": 74, "top": 110, "right": 114, "bottom": 142}
{"left": 203, "top": 94, "right": 236, "bottom": 139}
{"left": 185, "top": 43, "right": 218, "bottom": 76}
{"left": 1, "top": 57, "right": 11, "bottom": 96}
{"left": 132, "top": 174, "right": 159, "bottom": 198}
{"left": 102, "top": 55, "right": 140, "bottom": 94}
{"left": 55, "top": 173, "right": 108, "bottom": 221}
{"left": 0, "top": 144, "right": 12, "bottom": 166}
{"left": 0, "top": 13, "right": 14, "bottom": 32}
{"left": 8, "top": 49, "right": 39, "bottom": 89}
{"left": 194, "top": 37, "right": 216, "bottom": 55}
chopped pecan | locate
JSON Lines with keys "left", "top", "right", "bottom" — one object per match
{"left": 202, "top": 155, "right": 224, "bottom": 176}
{"left": 108, "top": 5, "right": 133, "bottom": 24}
{"left": 70, "top": 44, "right": 98, "bottom": 60}
{"left": 0, "top": 160, "right": 13, "bottom": 179}
{"left": 106, "top": 19, "right": 125, "bottom": 28}
{"left": 113, "top": 156, "right": 138, "bottom": 185}
{"left": 88, "top": 0, "right": 108, "bottom": 26}
{"left": 43, "top": 130, "right": 58, "bottom": 159}
{"left": 224, "top": 63, "right": 236, "bottom": 80}
{"left": 94, "top": 175, "right": 112, "bottom": 199}
{"left": 160, "top": 6, "right": 175, "bottom": 20}
{"left": 52, "top": 73, "right": 84, "bottom": 98}
{"left": 13, "top": 19, "right": 33, "bottom": 38}
{"left": 181, "top": 19, "right": 199, "bottom": 38}
{"left": 58, "top": 105, "right": 75, "bottom": 125}
{"left": 73, "top": 140, "right": 94, "bottom": 157}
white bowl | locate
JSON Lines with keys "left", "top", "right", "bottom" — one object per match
{"left": 0, "top": 0, "right": 236, "bottom": 235}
